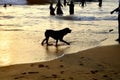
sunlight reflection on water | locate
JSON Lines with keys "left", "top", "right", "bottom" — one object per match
{"left": 0, "top": 1, "right": 119, "bottom": 66}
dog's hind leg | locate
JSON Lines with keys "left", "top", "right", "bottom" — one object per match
{"left": 45, "top": 37, "right": 50, "bottom": 46}
{"left": 41, "top": 38, "right": 46, "bottom": 45}
{"left": 41, "top": 37, "right": 49, "bottom": 46}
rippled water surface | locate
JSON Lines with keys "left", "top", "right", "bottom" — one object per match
{"left": 0, "top": 0, "right": 119, "bottom": 66}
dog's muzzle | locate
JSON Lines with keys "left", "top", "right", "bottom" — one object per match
{"left": 69, "top": 29, "right": 72, "bottom": 33}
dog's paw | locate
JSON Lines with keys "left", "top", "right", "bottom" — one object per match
{"left": 47, "top": 44, "right": 53, "bottom": 46}
{"left": 67, "top": 43, "right": 70, "bottom": 45}
{"left": 41, "top": 43, "right": 44, "bottom": 46}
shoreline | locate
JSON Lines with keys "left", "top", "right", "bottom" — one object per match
{"left": 0, "top": 44, "right": 120, "bottom": 80}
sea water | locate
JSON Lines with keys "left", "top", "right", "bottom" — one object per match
{"left": 0, "top": 0, "right": 119, "bottom": 66}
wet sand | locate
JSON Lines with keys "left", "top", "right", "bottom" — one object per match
{"left": 0, "top": 45, "right": 120, "bottom": 80}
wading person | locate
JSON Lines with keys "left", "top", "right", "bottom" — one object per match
{"left": 79, "top": 0, "right": 86, "bottom": 8}
{"left": 111, "top": 5, "right": 120, "bottom": 43}
{"left": 64, "top": 0, "right": 67, "bottom": 6}
{"left": 55, "top": 0, "right": 63, "bottom": 15}
{"left": 98, "top": 0, "right": 102, "bottom": 7}
{"left": 68, "top": 1, "right": 74, "bottom": 15}
{"left": 49, "top": 3, "right": 55, "bottom": 15}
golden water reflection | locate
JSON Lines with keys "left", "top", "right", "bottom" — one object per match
{"left": 0, "top": 32, "right": 12, "bottom": 66}
{"left": 0, "top": 29, "right": 117, "bottom": 67}
{"left": 0, "top": 31, "right": 71, "bottom": 66}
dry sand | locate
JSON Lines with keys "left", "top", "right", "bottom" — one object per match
{"left": 0, "top": 45, "right": 120, "bottom": 80}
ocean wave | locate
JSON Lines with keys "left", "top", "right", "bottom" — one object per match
{"left": 0, "top": 29, "right": 24, "bottom": 31}
{"left": 55, "top": 15, "right": 117, "bottom": 21}
{"left": 0, "top": 16, "right": 14, "bottom": 19}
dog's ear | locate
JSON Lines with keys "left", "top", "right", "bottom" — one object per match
{"left": 66, "top": 28, "right": 71, "bottom": 31}
{"left": 65, "top": 28, "right": 69, "bottom": 29}
{"left": 64, "top": 28, "right": 71, "bottom": 33}
{"left": 64, "top": 28, "right": 70, "bottom": 30}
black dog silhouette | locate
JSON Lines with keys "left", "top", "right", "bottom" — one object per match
{"left": 41, "top": 28, "right": 71, "bottom": 46}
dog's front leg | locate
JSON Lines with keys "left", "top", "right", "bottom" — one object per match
{"left": 55, "top": 39, "right": 58, "bottom": 46}
{"left": 46, "top": 37, "right": 49, "bottom": 46}
{"left": 60, "top": 39, "right": 70, "bottom": 45}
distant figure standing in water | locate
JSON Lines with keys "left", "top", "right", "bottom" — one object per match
{"left": 9, "top": 4, "right": 12, "bottom": 6}
{"left": 64, "top": 0, "right": 67, "bottom": 6}
{"left": 98, "top": 0, "right": 102, "bottom": 7}
{"left": 79, "top": 0, "right": 86, "bottom": 8}
{"left": 49, "top": 3, "right": 55, "bottom": 15}
{"left": 55, "top": 0, "right": 63, "bottom": 15}
{"left": 68, "top": 1, "right": 74, "bottom": 15}
{"left": 3, "top": 4, "right": 7, "bottom": 8}
{"left": 111, "top": 5, "right": 120, "bottom": 43}
{"left": 3, "top": 4, "right": 12, "bottom": 9}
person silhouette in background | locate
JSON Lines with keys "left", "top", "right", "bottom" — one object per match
{"left": 64, "top": 0, "right": 67, "bottom": 6}
{"left": 98, "top": 0, "right": 102, "bottom": 7}
{"left": 3, "top": 4, "right": 12, "bottom": 9}
{"left": 79, "top": 0, "right": 86, "bottom": 8}
{"left": 111, "top": 5, "right": 120, "bottom": 43}
{"left": 9, "top": 4, "right": 12, "bottom": 6}
{"left": 3, "top": 4, "right": 7, "bottom": 8}
{"left": 55, "top": 0, "right": 63, "bottom": 15}
{"left": 68, "top": 1, "right": 74, "bottom": 15}
{"left": 49, "top": 3, "right": 55, "bottom": 15}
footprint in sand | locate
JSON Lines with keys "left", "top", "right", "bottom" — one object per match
{"left": 45, "top": 65, "right": 50, "bottom": 69}
{"left": 21, "top": 72, "right": 27, "bottom": 75}
{"left": 28, "top": 71, "right": 39, "bottom": 74}
{"left": 79, "top": 63, "right": 84, "bottom": 66}
{"left": 90, "top": 70, "right": 99, "bottom": 74}
{"left": 52, "top": 74, "right": 58, "bottom": 78}
{"left": 102, "top": 75, "right": 113, "bottom": 80}
{"left": 14, "top": 76, "right": 24, "bottom": 79}
{"left": 38, "top": 64, "right": 45, "bottom": 68}
{"left": 69, "top": 77, "right": 74, "bottom": 80}
{"left": 60, "top": 71, "right": 64, "bottom": 74}
{"left": 60, "top": 65, "right": 64, "bottom": 68}
{"left": 38, "top": 64, "right": 50, "bottom": 69}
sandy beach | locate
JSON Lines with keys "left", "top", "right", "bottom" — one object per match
{"left": 0, "top": 44, "right": 120, "bottom": 80}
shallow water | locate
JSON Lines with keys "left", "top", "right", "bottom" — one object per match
{"left": 0, "top": 0, "right": 119, "bottom": 66}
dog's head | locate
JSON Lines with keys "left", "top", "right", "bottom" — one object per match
{"left": 64, "top": 28, "right": 72, "bottom": 33}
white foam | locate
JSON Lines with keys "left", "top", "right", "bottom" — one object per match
{"left": 0, "top": 0, "right": 27, "bottom": 5}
